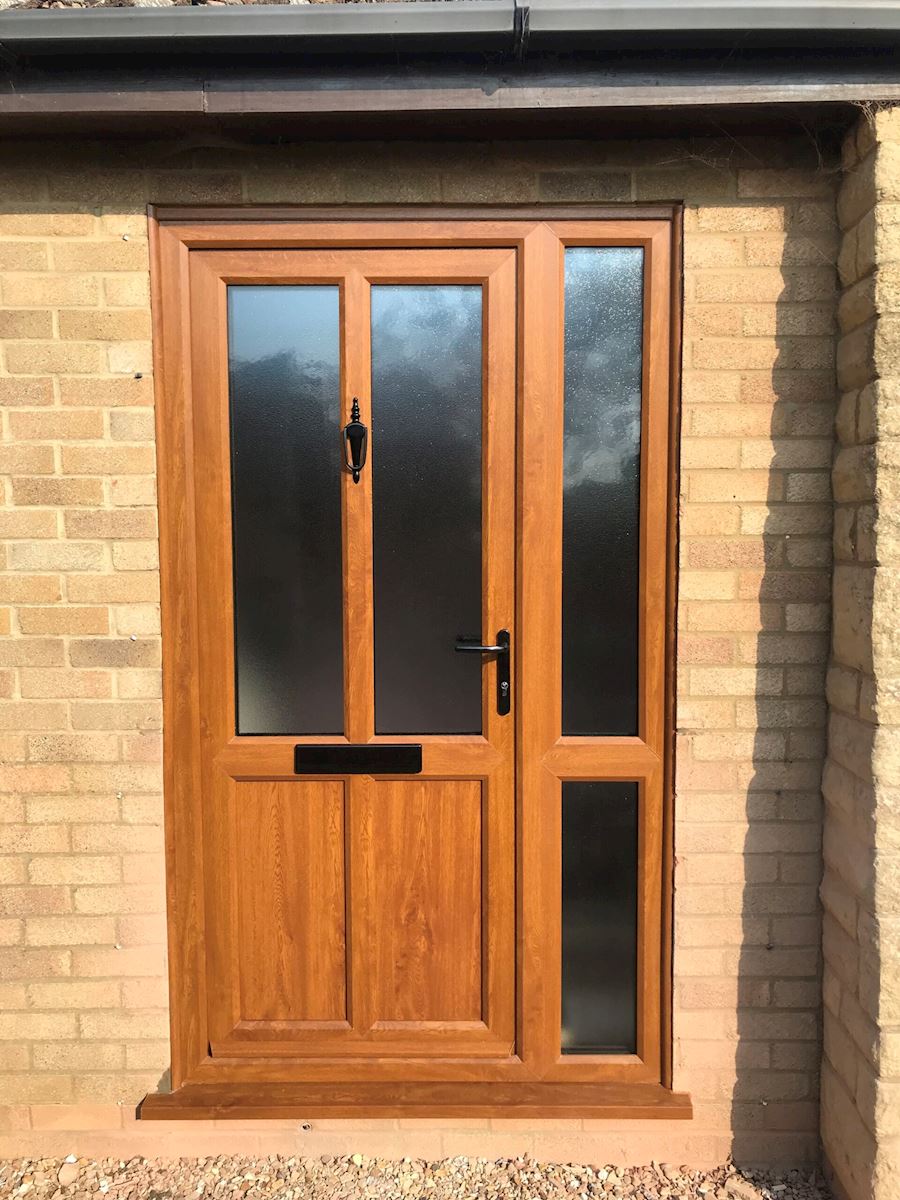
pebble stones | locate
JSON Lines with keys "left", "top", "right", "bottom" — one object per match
{"left": 0, "top": 1156, "right": 832, "bottom": 1200}
{"left": 56, "top": 1160, "right": 80, "bottom": 1188}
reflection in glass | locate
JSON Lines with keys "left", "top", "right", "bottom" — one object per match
{"left": 372, "top": 286, "right": 483, "bottom": 735}
{"left": 561, "top": 781, "right": 638, "bottom": 1054}
{"left": 228, "top": 286, "right": 343, "bottom": 735}
{"left": 563, "top": 248, "right": 644, "bottom": 736}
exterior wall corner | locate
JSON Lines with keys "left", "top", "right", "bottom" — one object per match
{"left": 822, "top": 104, "right": 900, "bottom": 1200}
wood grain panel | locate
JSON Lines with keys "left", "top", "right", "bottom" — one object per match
{"left": 517, "top": 222, "right": 564, "bottom": 1078}
{"left": 236, "top": 781, "right": 346, "bottom": 1023}
{"left": 360, "top": 780, "right": 483, "bottom": 1025}
{"left": 216, "top": 735, "right": 503, "bottom": 781}
{"left": 342, "top": 270, "right": 375, "bottom": 743}
{"left": 152, "top": 219, "right": 209, "bottom": 1089}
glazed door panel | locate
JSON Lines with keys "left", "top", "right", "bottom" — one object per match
{"left": 188, "top": 249, "right": 516, "bottom": 1065}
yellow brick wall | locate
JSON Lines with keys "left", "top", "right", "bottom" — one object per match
{"left": 0, "top": 136, "right": 837, "bottom": 1165}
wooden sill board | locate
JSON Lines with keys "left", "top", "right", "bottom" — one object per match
{"left": 140, "top": 1082, "right": 692, "bottom": 1121}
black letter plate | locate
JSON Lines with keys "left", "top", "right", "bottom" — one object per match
{"left": 294, "top": 744, "right": 423, "bottom": 775}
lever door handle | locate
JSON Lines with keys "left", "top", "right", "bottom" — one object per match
{"left": 455, "top": 629, "right": 510, "bottom": 716}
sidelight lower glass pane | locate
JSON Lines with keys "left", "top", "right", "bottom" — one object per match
{"left": 371, "top": 285, "right": 483, "bottom": 735}
{"left": 228, "top": 285, "right": 343, "bottom": 736}
{"left": 563, "top": 247, "right": 644, "bottom": 736}
{"left": 561, "top": 781, "right": 638, "bottom": 1054}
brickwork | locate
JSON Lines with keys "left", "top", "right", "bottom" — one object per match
{"left": 821, "top": 110, "right": 900, "bottom": 1200}
{"left": 0, "top": 137, "right": 837, "bottom": 1164}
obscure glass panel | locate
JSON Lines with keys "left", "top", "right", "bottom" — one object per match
{"left": 371, "top": 286, "right": 483, "bottom": 735}
{"left": 561, "top": 781, "right": 638, "bottom": 1054}
{"left": 228, "top": 285, "right": 343, "bottom": 735}
{"left": 563, "top": 247, "right": 644, "bottom": 736}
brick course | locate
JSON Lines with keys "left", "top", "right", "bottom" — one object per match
{"left": 0, "top": 136, "right": 837, "bottom": 1165}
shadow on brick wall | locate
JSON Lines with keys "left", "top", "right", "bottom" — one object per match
{"left": 727, "top": 187, "right": 837, "bottom": 1169}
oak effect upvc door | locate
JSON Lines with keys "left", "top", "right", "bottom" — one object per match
{"left": 191, "top": 249, "right": 516, "bottom": 1065}
{"left": 146, "top": 214, "right": 687, "bottom": 1120}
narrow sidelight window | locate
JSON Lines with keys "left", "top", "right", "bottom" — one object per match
{"left": 561, "top": 781, "right": 639, "bottom": 1054}
{"left": 562, "top": 248, "right": 644, "bottom": 736}
{"left": 228, "top": 286, "right": 344, "bottom": 736}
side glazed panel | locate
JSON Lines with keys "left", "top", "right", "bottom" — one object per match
{"left": 561, "top": 781, "right": 639, "bottom": 1054}
{"left": 562, "top": 248, "right": 644, "bottom": 737}
{"left": 517, "top": 221, "right": 673, "bottom": 1089}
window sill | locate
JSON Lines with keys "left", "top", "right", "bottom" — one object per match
{"left": 140, "top": 1081, "right": 692, "bottom": 1121}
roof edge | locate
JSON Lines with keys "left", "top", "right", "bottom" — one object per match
{"left": 2, "top": 0, "right": 900, "bottom": 59}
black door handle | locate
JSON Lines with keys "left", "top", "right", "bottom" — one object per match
{"left": 455, "top": 629, "right": 510, "bottom": 716}
{"left": 342, "top": 398, "right": 368, "bottom": 484}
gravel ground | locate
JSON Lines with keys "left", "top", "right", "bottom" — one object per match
{"left": 0, "top": 1156, "right": 832, "bottom": 1200}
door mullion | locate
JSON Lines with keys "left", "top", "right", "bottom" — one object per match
{"left": 342, "top": 270, "right": 375, "bottom": 743}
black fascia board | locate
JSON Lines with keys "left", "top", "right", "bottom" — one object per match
{"left": 1, "top": 0, "right": 900, "bottom": 62}
{"left": 0, "top": 3, "right": 515, "bottom": 59}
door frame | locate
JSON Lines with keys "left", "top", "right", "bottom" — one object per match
{"left": 143, "top": 205, "right": 687, "bottom": 1120}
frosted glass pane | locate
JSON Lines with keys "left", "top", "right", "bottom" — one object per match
{"left": 563, "top": 247, "right": 644, "bottom": 736}
{"left": 562, "top": 781, "right": 638, "bottom": 1054}
{"left": 228, "top": 285, "right": 343, "bottom": 736}
{"left": 372, "top": 286, "right": 483, "bottom": 735}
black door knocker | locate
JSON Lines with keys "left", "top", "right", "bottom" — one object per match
{"left": 342, "top": 398, "right": 368, "bottom": 484}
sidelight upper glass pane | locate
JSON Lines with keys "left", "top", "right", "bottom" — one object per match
{"left": 561, "top": 781, "right": 638, "bottom": 1054}
{"left": 562, "top": 247, "right": 644, "bottom": 736}
{"left": 371, "top": 286, "right": 483, "bottom": 735}
{"left": 228, "top": 286, "right": 343, "bottom": 736}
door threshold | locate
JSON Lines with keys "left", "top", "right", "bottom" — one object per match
{"left": 139, "top": 1081, "right": 692, "bottom": 1121}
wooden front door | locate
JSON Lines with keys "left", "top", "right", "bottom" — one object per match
{"left": 145, "top": 212, "right": 689, "bottom": 1120}
{"left": 190, "top": 248, "right": 516, "bottom": 1065}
